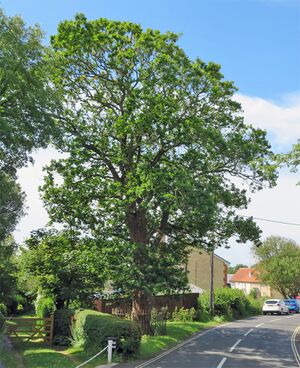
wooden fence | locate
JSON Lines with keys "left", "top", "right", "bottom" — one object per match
{"left": 95, "top": 293, "right": 199, "bottom": 317}
{"left": 5, "top": 316, "right": 54, "bottom": 344}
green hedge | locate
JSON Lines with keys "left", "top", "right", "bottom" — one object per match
{"left": 198, "top": 288, "right": 261, "bottom": 319}
{"left": 72, "top": 310, "right": 141, "bottom": 356}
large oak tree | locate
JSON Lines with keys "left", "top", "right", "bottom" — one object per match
{"left": 42, "top": 15, "right": 277, "bottom": 333}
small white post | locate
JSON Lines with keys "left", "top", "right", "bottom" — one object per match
{"left": 107, "top": 339, "right": 113, "bottom": 363}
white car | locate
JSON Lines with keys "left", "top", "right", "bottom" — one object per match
{"left": 262, "top": 299, "right": 289, "bottom": 315}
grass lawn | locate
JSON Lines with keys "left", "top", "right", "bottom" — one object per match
{"left": 0, "top": 319, "right": 225, "bottom": 368}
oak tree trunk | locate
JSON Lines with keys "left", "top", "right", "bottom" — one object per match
{"left": 126, "top": 204, "right": 153, "bottom": 334}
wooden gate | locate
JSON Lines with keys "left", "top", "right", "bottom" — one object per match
{"left": 5, "top": 316, "right": 54, "bottom": 344}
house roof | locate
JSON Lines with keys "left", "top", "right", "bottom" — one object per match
{"left": 230, "top": 268, "right": 260, "bottom": 283}
{"left": 214, "top": 253, "right": 230, "bottom": 266}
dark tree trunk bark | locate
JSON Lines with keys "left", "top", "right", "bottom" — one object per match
{"left": 131, "top": 290, "right": 153, "bottom": 335}
{"left": 126, "top": 204, "right": 153, "bottom": 335}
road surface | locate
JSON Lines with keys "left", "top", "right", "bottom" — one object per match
{"left": 132, "top": 314, "right": 300, "bottom": 368}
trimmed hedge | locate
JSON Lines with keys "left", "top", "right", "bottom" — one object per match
{"left": 198, "top": 288, "right": 262, "bottom": 319}
{"left": 72, "top": 310, "right": 141, "bottom": 356}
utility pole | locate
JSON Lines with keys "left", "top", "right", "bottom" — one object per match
{"left": 209, "top": 247, "right": 215, "bottom": 316}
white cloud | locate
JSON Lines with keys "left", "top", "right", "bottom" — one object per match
{"left": 235, "top": 93, "right": 300, "bottom": 149}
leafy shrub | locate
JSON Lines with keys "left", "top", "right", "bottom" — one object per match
{"left": 71, "top": 310, "right": 141, "bottom": 356}
{"left": 35, "top": 295, "right": 56, "bottom": 317}
{"left": 171, "top": 307, "right": 198, "bottom": 322}
{"left": 53, "top": 309, "right": 73, "bottom": 346}
{"left": 198, "top": 288, "right": 254, "bottom": 320}
{"left": 0, "top": 304, "right": 7, "bottom": 317}
{"left": 150, "top": 308, "right": 167, "bottom": 335}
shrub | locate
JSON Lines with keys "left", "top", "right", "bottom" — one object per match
{"left": 71, "top": 310, "right": 141, "bottom": 356}
{"left": 150, "top": 308, "right": 167, "bottom": 335}
{"left": 35, "top": 295, "right": 56, "bottom": 318}
{"left": 53, "top": 309, "right": 73, "bottom": 346}
{"left": 198, "top": 288, "right": 254, "bottom": 320}
{"left": 0, "top": 304, "right": 7, "bottom": 317}
{"left": 171, "top": 307, "right": 198, "bottom": 322}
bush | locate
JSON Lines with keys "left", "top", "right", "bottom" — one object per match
{"left": 0, "top": 304, "right": 7, "bottom": 317}
{"left": 35, "top": 295, "right": 56, "bottom": 318}
{"left": 53, "top": 309, "right": 73, "bottom": 346}
{"left": 171, "top": 307, "right": 198, "bottom": 322}
{"left": 198, "top": 288, "right": 255, "bottom": 320}
{"left": 71, "top": 310, "right": 141, "bottom": 356}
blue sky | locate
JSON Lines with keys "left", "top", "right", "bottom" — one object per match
{"left": 2, "top": 0, "right": 300, "bottom": 264}
{"left": 1, "top": 0, "right": 299, "bottom": 102}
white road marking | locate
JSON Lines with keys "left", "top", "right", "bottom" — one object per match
{"left": 270, "top": 318, "right": 281, "bottom": 322}
{"left": 255, "top": 323, "right": 264, "bottom": 328}
{"left": 229, "top": 339, "right": 242, "bottom": 352}
{"left": 287, "top": 315, "right": 297, "bottom": 319}
{"left": 217, "top": 357, "right": 227, "bottom": 368}
{"left": 291, "top": 325, "right": 300, "bottom": 367}
{"left": 244, "top": 328, "right": 254, "bottom": 337}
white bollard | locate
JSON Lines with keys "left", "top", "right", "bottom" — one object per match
{"left": 107, "top": 339, "right": 113, "bottom": 363}
{"left": 107, "top": 337, "right": 117, "bottom": 363}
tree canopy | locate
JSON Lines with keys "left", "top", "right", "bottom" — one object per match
{"left": 0, "top": 236, "right": 18, "bottom": 305}
{"left": 228, "top": 264, "right": 248, "bottom": 275}
{"left": 0, "top": 9, "right": 58, "bottom": 242}
{"left": 41, "top": 15, "right": 277, "bottom": 330}
{"left": 280, "top": 140, "right": 300, "bottom": 184}
{"left": 19, "top": 229, "right": 105, "bottom": 309}
{"left": 252, "top": 236, "right": 300, "bottom": 298}
{"left": 0, "top": 9, "right": 57, "bottom": 174}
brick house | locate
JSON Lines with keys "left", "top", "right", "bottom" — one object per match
{"left": 186, "top": 249, "right": 229, "bottom": 292}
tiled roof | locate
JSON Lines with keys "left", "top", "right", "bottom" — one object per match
{"left": 230, "top": 268, "right": 260, "bottom": 283}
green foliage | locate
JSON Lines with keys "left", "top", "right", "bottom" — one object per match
{"left": 71, "top": 310, "right": 141, "bottom": 356}
{"left": 278, "top": 140, "right": 300, "bottom": 184}
{"left": 0, "top": 237, "right": 18, "bottom": 305}
{"left": 0, "top": 174, "right": 24, "bottom": 242}
{"left": 35, "top": 295, "right": 56, "bottom": 318}
{"left": 198, "top": 288, "right": 255, "bottom": 319}
{"left": 42, "top": 15, "right": 276, "bottom": 308}
{"left": 0, "top": 8, "right": 59, "bottom": 244}
{"left": 150, "top": 307, "right": 167, "bottom": 335}
{"left": 19, "top": 229, "right": 105, "bottom": 309}
{"left": 171, "top": 307, "right": 198, "bottom": 322}
{"left": 0, "top": 304, "right": 7, "bottom": 316}
{"left": 0, "top": 8, "right": 58, "bottom": 175}
{"left": 253, "top": 236, "right": 300, "bottom": 298}
{"left": 228, "top": 264, "right": 248, "bottom": 274}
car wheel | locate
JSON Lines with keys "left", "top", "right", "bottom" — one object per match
{"left": 263, "top": 312, "right": 267, "bottom": 315}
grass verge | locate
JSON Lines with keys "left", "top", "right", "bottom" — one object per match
{"left": 138, "top": 319, "right": 223, "bottom": 359}
{"left": 0, "top": 319, "right": 226, "bottom": 367}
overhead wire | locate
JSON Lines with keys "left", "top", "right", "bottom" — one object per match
{"left": 240, "top": 215, "right": 300, "bottom": 227}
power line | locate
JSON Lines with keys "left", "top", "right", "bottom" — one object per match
{"left": 241, "top": 215, "right": 300, "bottom": 227}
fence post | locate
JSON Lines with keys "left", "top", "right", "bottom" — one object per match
{"left": 49, "top": 314, "right": 54, "bottom": 345}
{"left": 107, "top": 337, "right": 117, "bottom": 363}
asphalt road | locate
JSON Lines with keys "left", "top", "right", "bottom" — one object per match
{"left": 132, "top": 314, "right": 300, "bottom": 368}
